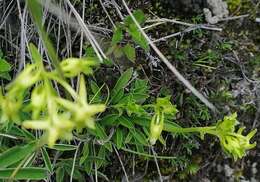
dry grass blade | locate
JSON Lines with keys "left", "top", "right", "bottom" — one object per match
{"left": 65, "top": 0, "right": 107, "bottom": 62}
{"left": 121, "top": 0, "right": 218, "bottom": 113}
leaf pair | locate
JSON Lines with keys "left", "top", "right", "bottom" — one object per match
{"left": 110, "top": 10, "right": 149, "bottom": 63}
{"left": 0, "top": 142, "right": 48, "bottom": 180}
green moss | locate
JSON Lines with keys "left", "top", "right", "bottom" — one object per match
{"left": 226, "top": 0, "right": 241, "bottom": 12}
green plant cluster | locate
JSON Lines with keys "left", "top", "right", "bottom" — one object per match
{"left": 0, "top": 47, "right": 256, "bottom": 157}
{"left": 0, "top": 44, "right": 105, "bottom": 147}
{"left": 0, "top": 1, "right": 258, "bottom": 180}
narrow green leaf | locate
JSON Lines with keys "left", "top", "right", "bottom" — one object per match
{"left": 64, "top": 166, "right": 84, "bottom": 181}
{"left": 80, "top": 143, "right": 90, "bottom": 165}
{"left": 0, "top": 168, "right": 48, "bottom": 180}
{"left": 103, "top": 58, "right": 113, "bottom": 66}
{"left": 128, "top": 24, "right": 149, "bottom": 51}
{"left": 90, "top": 81, "right": 100, "bottom": 96}
{"left": 111, "top": 89, "right": 124, "bottom": 104}
{"left": 136, "top": 144, "right": 145, "bottom": 154}
{"left": 48, "top": 144, "right": 77, "bottom": 151}
{"left": 96, "top": 146, "right": 107, "bottom": 169}
{"left": 72, "top": 169, "right": 84, "bottom": 181}
{"left": 56, "top": 167, "right": 65, "bottom": 182}
{"left": 125, "top": 131, "right": 133, "bottom": 143}
{"left": 29, "top": 43, "right": 43, "bottom": 66}
{"left": 119, "top": 116, "right": 134, "bottom": 129}
{"left": 88, "top": 124, "right": 113, "bottom": 152}
{"left": 112, "top": 68, "right": 133, "bottom": 94}
{"left": 131, "top": 129, "right": 148, "bottom": 146}
{"left": 129, "top": 79, "right": 149, "bottom": 102}
{"left": 132, "top": 10, "right": 146, "bottom": 24}
{"left": 8, "top": 126, "right": 35, "bottom": 141}
{"left": 0, "top": 72, "right": 11, "bottom": 80}
{"left": 0, "top": 142, "right": 37, "bottom": 168}
{"left": 27, "top": 0, "right": 62, "bottom": 75}
{"left": 100, "top": 114, "right": 120, "bottom": 126}
{"left": 123, "top": 44, "right": 136, "bottom": 63}
{"left": 115, "top": 128, "right": 124, "bottom": 149}
{"left": 0, "top": 59, "right": 11, "bottom": 72}
{"left": 112, "top": 27, "right": 123, "bottom": 45}
{"left": 89, "top": 123, "right": 107, "bottom": 139}
{"left": 84, "top": 161, "right": 93, "bottom": 174}
{"left": 124, "top": 9, "right": 146, "bottom": 26}
{"left": 111, "top": 68, "right": 133, "bottom": 103}
{"left": 84, "top": 46, "right": 96, "bottom": 57}
{"left": 41, "top": 148, "right": 53, "bottom": 172}
{"left": 90, "top": 80, "right": 101, "bottom": 103}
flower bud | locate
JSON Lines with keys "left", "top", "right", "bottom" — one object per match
{"left": 31, "top": 85, "right": 47, "bottom": 109}
{"left": 0, "top": 96, "right": 21, "bottom": 122}
{"left": 8, "top": 64, "right": 40, "bottom": 91}
{"left": 60, "top": 58, "right": 81, "bottom": 77}
{"left": 149, "top": 112, "right": 164, "bottom": 145}
{"left": 60, "top": 57, "right": 99, "bottom": 78}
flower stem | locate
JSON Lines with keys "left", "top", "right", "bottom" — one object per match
{"left": 168, "top": 126, "right": 216, "bottom": 134}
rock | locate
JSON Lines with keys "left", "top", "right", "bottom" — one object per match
{"left": 203, "top": 0, "right": 229, "bottom": 24}
{"left": 224, "top": 164, "right": 234, "bottom": 177}
{"left": 203, "top": 8, "right": 220, "bottom": 24}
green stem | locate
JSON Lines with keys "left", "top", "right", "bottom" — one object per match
{"left": 46, "top": 73, "right": 79, "bottom": 100}
{"left": 167, "top": 126, "right": 216, "bottom": 134}
{"left": 131, "top": 116, "right": 216, "bottom": 136}
{"left": 27, "top": 0, "right": 63, "bottom": 78}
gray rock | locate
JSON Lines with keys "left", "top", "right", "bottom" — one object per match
{"left": 203, "top": 0, "right": 229, "bottom": 24}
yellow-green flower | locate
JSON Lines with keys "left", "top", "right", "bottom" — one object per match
{"left": 218, "top": 128, "right": 257, "bottom": 160}
{"left": 55, "top": 97, "right": 105, "bottom": 129}
{"left": 155, "top": 96, "right": 178, "bottom": 115}
{"left": 29, "top": 84, "right": 47, "bottom": 118}
{"left": 55, "top": 75, "right": 105, "bottom": 130}
{"left": 0, "top": 95, "right": 21, "bottom": 123}
{"left": 215, "top": 113, "right": 257, "bottom": 160}
{"left": 60, "top": 57, "right": 99, "bottom": 78}
{"left": 149, "top": 112, "right": 164, "bottom": 145}
{"left": 23, "top": 113, "right": 75, "bottom": 146}
{"left": 7, "top": 64, "right": 40, "bottom": 92}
